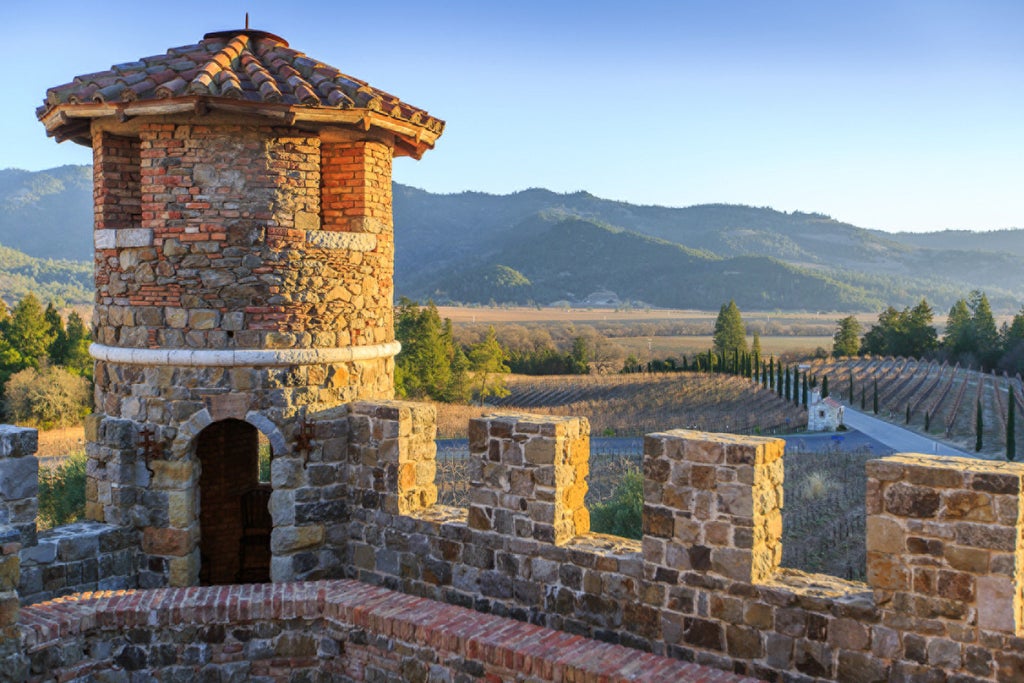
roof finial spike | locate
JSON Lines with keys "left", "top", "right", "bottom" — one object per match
{"left": 245, "top": 12, "right": 250, "bottom": 30}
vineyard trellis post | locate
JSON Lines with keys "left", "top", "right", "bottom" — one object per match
{"left": 1008, "top": 385, "right": 1016, "bottom": 461}
{"left": 976, "top": 398, "right": 984, "bottom": 452}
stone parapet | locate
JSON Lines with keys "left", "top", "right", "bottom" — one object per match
{"left": 18, "top": 521, "right": 137, "bottom": 605}
{"left": 0, "top": 426, "right": 39, "bottom": 549}
{"left": 346, "top": 400, "right": 437, "bottom": 516}
{"left": 866, "top": 454, "right": 1024, "bottom": 676}
{"left": 0, "top": 525, "right": 20, "bottom": 635}
{"left": 642, "top": 430, "right": 784, "bottom": 584}
{"left": 467, "top": 414, "right": 589, "bottom": 545}
{"left": 15, "top": 579, "right": 757, "bottom": 682}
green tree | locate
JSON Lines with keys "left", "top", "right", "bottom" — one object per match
{"left": 44, "top": 302, "right": 62, "bottom": 341}
{"left": 969, "top": 291, "right": 1000, "bottom": 368}
{"left": 768, "top": 357, "right": 775, "bottom": 390}
{"left": 712, "top": 300, "right": 747, "bottom": 359}
{"left": 751, "top": 332, "right": 762, "bottom": 359}
{"left": 873, "top": 379, "right": 879, "bottom": 414}
{"left": 4, "top": 365, "right": 91, "bottom": 428}
{"left": 3, "top": 293, "right": 54, "bottom": 371}
{"left": 821, "top": 375, "right": 829, "bottom": 399}
{"left": 861, "top": 301, "right": 937, "bottom": 358}
{"left": 905, "top": 299, "right": 938, "bottom": 358}
{"left": 49, "top": 311, "right": 92, "bottom": 378}
{"left": 569, "top": 337, "right": 591, "bottom": 374}
{"left": 832, "top": 316, "right": 862, "bottom": 358}
{"left": 469, "top": 326, "right": 510, "bottom": 404}
{"left": 442, "top": 345, "right": 473, "bottom": 403}
{"left": 785, "top": 366, "right": 791, "bottom": 402}
{"left": 801, "top": 373, "right": 808, "bottom": 407}
{"left": 943, "top": 298, "right": 973, "bottom": 355}
{"left": 861, "top": 307, "right": 903, "bottom": 357}
{"left": 394, "top": 299, "right": 452, "bottom": 400}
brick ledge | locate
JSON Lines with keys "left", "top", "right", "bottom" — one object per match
{"left": 18, "top": 579, "right": 760, "bottom": 682}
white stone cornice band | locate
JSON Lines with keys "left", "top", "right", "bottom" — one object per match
{"left": 89, "top": 341, "right": 401, "bottom": 367}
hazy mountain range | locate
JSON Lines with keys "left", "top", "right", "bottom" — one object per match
{"left": 1, "top": 165, "right": 1021, "bottom": 312}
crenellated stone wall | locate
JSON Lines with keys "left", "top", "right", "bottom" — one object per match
{"left": 3, "top": 408, "right": 1024, "bottom": 681}
{"left": 336, "top": 406, "right": 1024, "bottom": 681}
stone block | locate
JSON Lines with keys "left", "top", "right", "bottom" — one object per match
{"left": 271, "top": 525, "right": 324, "bottom": 554}
{"left": 884, "top": 483, "right": 940, "bottom": 518}
{"left": 0, "top": 456, "right": 38, "bottom": 500}
{"left": 976, "top": 575, "right": 1016, "bottom": 632}
{"left": 115, "top": 228, "right": 153, "bottom": 247}
{"left": 866, "top": 516, "right": 904, "bottom": 555}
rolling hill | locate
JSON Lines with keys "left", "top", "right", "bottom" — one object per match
{"left": 1, "top": 165, "right": 1022, "bottom": 311}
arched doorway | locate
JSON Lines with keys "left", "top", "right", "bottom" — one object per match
{"left": 197, "top": 419, "right": 272, "bottom": 584}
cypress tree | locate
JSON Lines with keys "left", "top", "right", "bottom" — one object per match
{"left": 822, "top": 376, "right": 829, "bottom": 399}
{"left": 785, "top": 367, "right": 792, "bottom": 401}
{"left": 925, "top": 410, "right": 930, "bottom": 431}
{"left": 762, "top": 361, "right": 768, "bottom": 388}
{"left": 1008, "top": 387, "right": 1016, "bottom": 461}
{"left": 873, "top": 379, "right": 879, "bottom": 415}
{"left": 777, "top": 363, "right": 784, "bottom": 398}
{"left": 848, "top": 373, "right": 854, "bottom": 403}
{"left": 792, "top": 367, "right": 799, "bottom": 405}
{"left": 905, "top": 404, "right": 911, "bottom": 424}
{"left": 802, "top": 373, "right": 809, "bottom": 406}
{"left": 976, "top": 398, "right": 984, "bottom": 452}
{"left": 769, "top": 357, "right": 775, "bottom": 390}
{"left": 733, "top": 348, "right": 739, "bottom": 375}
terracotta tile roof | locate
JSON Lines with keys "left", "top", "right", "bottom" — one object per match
{"left": 38, "top": 29, "right": 443, "bottom": 156}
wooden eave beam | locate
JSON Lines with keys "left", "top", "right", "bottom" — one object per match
{"left": 41, "top": 98, "right": 441, "bottom": 152}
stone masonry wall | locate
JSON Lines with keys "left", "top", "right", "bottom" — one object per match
{"left": 0, "top": 426, "right": 140, "bottom": 607}
{"left": 92, "top": 122, "right": 394, "bottom": 352}
{"left": 11, "top": 580, "right": 755, "bottom": 683}
{"left": 342, "top": 405, "right": 1024, "bottom": 682}
{"left": 18, "top": 522, "right": 137, "bottom": 606}
{"left": 87, "top": 118, "right": 399, "bottom": 588}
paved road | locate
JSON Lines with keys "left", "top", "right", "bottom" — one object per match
{"left": 841, "top": 407, "right": 976, "bottom": 458}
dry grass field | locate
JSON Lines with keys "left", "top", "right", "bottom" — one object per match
{"left": 436, "top": 305, "right": 878, "bottom": 327}
{"left": 610, "top": 335, "right": 835, "bottom": 360}
{"left": 37, "top": 425, "right": 85, "bottom": 458}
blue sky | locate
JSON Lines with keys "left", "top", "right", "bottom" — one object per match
{"left": 3, "top": 1, "right": 1021, "bottom": 232}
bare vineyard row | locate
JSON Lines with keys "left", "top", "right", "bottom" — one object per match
{"left": 494, "top": 373, "right": 808, "bottom": 436}
{"left": 808, "top": 355, "right": 1024, "bottom": 456}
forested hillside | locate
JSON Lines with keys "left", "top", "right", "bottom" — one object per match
{"left": 2, "top": 165, "right": 1023, "bottom": 311}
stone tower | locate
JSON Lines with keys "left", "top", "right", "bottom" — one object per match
{"left": 37, "top": 28, "right": 443, "bottom": 586}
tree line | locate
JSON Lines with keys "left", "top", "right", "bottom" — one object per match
{"left": 833, "top": 290, "right": 1024, "bottom": 374}
{"left": 395, "top": 299, "right": 516, "bottom": 404}
{"left": 0, "top": 293, "right": 92, "bottom": 427}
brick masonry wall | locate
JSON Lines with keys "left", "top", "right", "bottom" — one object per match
{"left": 12, "top": 580, "right": 757, "bottom": 682}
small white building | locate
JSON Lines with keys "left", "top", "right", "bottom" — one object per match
{"left": 807, "top": 389, "right": 844, "bottom": 431}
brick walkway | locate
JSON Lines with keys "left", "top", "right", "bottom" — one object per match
{"left": 19, "top": 579, "right": 762, "bottom": 682}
